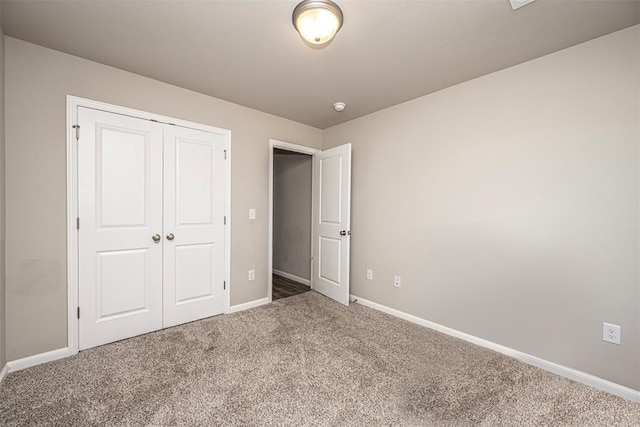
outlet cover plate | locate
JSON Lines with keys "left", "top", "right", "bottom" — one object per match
{"left": 394, "top": 275, "right": 401, "bottom": 288}
{"left": 366, "top": 269, "right": 373, "bottom": 280}
{"left": 603, "top": 322, "right": 621, "bottom": 345}
{"left": 248, "top": 269, "right": 255, "bottom": 281}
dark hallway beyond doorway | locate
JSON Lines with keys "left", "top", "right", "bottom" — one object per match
{"left": 272, "top": 274, "right": 310, "bottom": 300}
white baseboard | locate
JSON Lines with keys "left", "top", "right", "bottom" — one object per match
{"left": 0, "top": 363, "right": 8, "bottom": 385}
{"left": 350, "top": 294, "right": 640, "bottom": 403}
{"left": 273, "top": 269, "right": 310, "bottom": 286}
{"left": 227, "top": 297, "right": 270, "bottom": 314}
{"left": 4, "top": 299, "right": 272, "bottom": 374}
{"left": 6, "top": 347, "right": 73, "bottom": 373}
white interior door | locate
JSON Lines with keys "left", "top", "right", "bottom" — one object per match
{"left": 162, "top": 126, "right": 227, "bottom": 327}
{"left": 312, "top": 143, "right": 351, "bottom": 305}
{"left": 78, "top": 107, "right": 164, "bottom": 350}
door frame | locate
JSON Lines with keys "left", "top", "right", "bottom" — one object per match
{"left": 267, "top": 139, "right": 320, "bottom": 302}
{"left": 66, "top": 95, "right": 232, "bottom": 355}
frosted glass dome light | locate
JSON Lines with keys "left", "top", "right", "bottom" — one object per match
{"left": 293, "top": 0, "right": 343, "bottom": 46}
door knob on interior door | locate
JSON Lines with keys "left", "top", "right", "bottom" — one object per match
{"left": 166, "top": 233, "right": 175, "bottom": 241}
{"left": 340, "top": 230, "right": 347, "bottom": 236}
{"left": 152, "top": 234, "right": 161, "bottom": 243}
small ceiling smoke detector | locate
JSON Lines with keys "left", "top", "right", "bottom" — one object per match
{"left": 333, "top": 102, "right": 346, "bottom": 112}
{"left": 509, "top": 0, "right": 536, "bottom": 10}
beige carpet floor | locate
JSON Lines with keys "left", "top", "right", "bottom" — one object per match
{"left": 1, "top": 291, "right": 639, "bottom": 426}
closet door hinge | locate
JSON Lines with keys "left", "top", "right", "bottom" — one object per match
{"left": 72, "top": 125, "right": 80, "bottom": 140}
{"left": 76, "top": 217, "right": 80, "bottom": 230}
{"left": 77, "top": 307, "right": 80, "bottom": 319}
{"left": 224, "top": 216, "right": 227, "bottom": 225}
{"left": 224, "top": 149, "right": 227, "bottom": 160}
{"left": 223, "top": 281, "right": 226, "bottom": 290}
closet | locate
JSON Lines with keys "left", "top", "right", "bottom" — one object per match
{"left": 77, "top": 107, "right": 228, "bottom": 350}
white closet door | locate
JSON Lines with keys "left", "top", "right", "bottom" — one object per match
{"left": 78, "top": 107, "right": 164, "bottom": 350}
{"left": 312, "top": 143, "right": 352, "bottom": 305}
{"left": 162, "top": 125, "right": 227, "bottom": 328}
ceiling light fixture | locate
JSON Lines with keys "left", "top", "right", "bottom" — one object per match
{"left": 333, "top": 102, "right": 346, "bottom": 112}
{"left": 292, "top": 0, "right": 343, "bottom": 46}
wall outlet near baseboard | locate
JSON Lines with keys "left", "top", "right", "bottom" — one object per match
{"left": 248, "top": 269, "right": 255, "bottom": 281}
{"left": 603, "top": 322, "right": 621, "bottom": 345}
{"left": 394, "top": 275, "right": 401, "bottom": 288}
{"left": 366, "top": 269, "right": 373, "bottom": 280}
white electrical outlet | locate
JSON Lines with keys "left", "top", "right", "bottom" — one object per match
{"left": 394, "top": 275, "right": 401, "bottom": 288}
{"left": 249, "top": 209, "right": 256, "bottom": 220}
{"left": 603, "top": 322, "right": 621, "bottom": 345}
{"left": 248, "top": 269, "right": 255, "bottom": 281}
{"left": 366, "top": 269, "right": 373, "bottom": 280}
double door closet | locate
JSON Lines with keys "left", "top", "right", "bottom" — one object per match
{"left": 77, "top": 106, "right": 229, "bottom": 350}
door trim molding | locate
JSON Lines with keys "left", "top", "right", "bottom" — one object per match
{"left": 268, "top": 139, "right": 320, "bottom": 302}
{"left": 67, "top": 95, "right": 232, "bottom": 356}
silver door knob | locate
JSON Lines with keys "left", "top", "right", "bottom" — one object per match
{"left": 166, "top": 233, "right": 175, "bottom": 241}
{"left": 152, "top": 234, "right": 161, "bottom": 243}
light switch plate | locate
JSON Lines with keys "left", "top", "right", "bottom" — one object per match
{"left": 249, "top": 209, "right": 256, "bottom": 220}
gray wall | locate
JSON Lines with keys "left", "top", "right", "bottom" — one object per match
{"left": 0, "top": 12, "right": 6, "bottom": 369}
{"left": 4, "top": 37, "right": 322, "bottom": 361}
{"left": 273, "top": 151, "right": 312, "bottom": 281}
{"left": 323, "top": 25, "right": 640, "bottom": 390}
{"left": 3, "top": 21, "right": 640, "bottom": 393}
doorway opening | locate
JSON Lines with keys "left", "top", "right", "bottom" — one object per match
{"left": 268, "top": 140, "right": 319, "bottom": 301}
{"left": 268, "top": 138, "right": 352, "bottom": 305}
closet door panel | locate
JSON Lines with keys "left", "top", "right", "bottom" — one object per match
{"left": 163, "top": 126, "right": 227, "bottom": 327}
{"left": 78, "top": 107, "right": 164, "bottom": 350}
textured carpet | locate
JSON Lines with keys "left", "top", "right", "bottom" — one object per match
{"left": 1, "top": 292, "right": 639, "bottom": 426}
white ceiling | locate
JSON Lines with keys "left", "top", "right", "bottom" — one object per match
{"left": 1, "top": 0, "right": 638, "bottom": 129}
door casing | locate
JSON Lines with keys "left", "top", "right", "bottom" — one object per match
{"left": 67, "top": 95, "right": 231, "bottom": 356}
